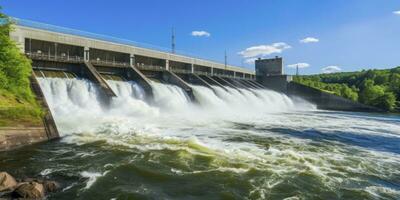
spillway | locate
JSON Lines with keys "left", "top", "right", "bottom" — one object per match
{"left": 36, "top": 77, "right": 315, "bottom": 137}
{"left": 37, "top": 77, "right": 313, "bottom": 133}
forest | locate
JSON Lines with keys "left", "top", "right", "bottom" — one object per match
{"left": 294, "top": 67, "right": 400, "bottom": 112}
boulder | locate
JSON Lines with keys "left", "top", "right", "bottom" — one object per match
{"left": 20, "top": 178, "right": 60, "bottom": 193}
{"left": 43, "top": 180, "right": 60, "bottom": 192}
{"left": 0, "top": 172, "right": 17, "bottom": 192}
{"left": 14, "top": 182, "right": 45, "bottom": 199}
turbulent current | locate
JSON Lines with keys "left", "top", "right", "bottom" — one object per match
{"left": 1, "top": 77, "right": 400, "bottom": 200}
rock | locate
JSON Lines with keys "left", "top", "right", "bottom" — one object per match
{"left": 43, "top": 181, "right": 60, "bottom": 192}
{"left": 0, "top": 172, "right": 17, "bottom": 192}
{"left": 20, "top": 178, "right": 60, "bottom": 193}
{"left": 14, "top": 182, "right": 45, "bottom": 199}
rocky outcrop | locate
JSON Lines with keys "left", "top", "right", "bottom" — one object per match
{"left": 0, "top": 172, "right": 60, "bottom": 199}
{"left": 15, "top": 182, "right": 45, "bottom": 199}
{"left": 0, "top": 172, "right": 17, "bottom": 192}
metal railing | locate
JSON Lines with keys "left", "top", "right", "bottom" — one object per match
{"left": 170, "top": 68, "right": 192, "bottom": 74}
{"left": 193, "top": 71, "right": 212, "bottom": 76}
{"left": 212, "top": 73, "right": 235, "bottom": 78}
{"left": 26, "top": 52, "right": 84, "bottom": 63}
{"left": 90, "top": 59, "right": 129, "bottom": 67}
{"left": 136, "top": 64, "right": 165, "bottom": 71}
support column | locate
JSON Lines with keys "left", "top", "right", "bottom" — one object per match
{"left": 242, "top": 73, "right": 245, "bottom": 79}
{"left": 17, "top": 36, "right": 25, "bottom": 53}
{"left": 191, "top": 64, "right": 194, "bottom": 73}
{"left": 166, "top": 60, "right": 170, "bottom": 70}
{"left": 234, "top": 71, "right": 236, "bottom": 78}
{"left": 211, "top": 67, "right": 214, "bottom": 76}
{"left": 130, "top": 54, "right": 135, "bottom": 67}
{"left": 84, "top": 47, "right": 90, "bottom": 62}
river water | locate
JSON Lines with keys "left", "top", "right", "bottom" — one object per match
{"left": 1, "top": 78, "right": 399, "bottom": 200}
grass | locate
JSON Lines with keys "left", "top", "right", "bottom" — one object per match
{"left": 0, "top": 89, "right": 44, "bottom": 127}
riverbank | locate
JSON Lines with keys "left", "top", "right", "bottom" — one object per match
{"left": 0, "top": 11, "right": 59, "bottom": 151}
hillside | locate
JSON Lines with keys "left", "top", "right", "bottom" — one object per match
{"left": 0, "top": 10, "right": 43, "bottom": 126}
{"left": 293, "top": 67, "right": 400, "bottom": 112}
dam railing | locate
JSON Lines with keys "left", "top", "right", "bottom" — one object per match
{"left": 136, "top": 65, "right": 165, "bottom": 71}
{"left": 26, "top": 52, "right": 84, "bottom": 63}
{"left": 170, "top": 69, "right": 192, "bottom": 74}
{"left": 91, "top": 60, "right": 129, "bottom": 68}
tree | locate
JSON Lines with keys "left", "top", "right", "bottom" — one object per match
{"left": 359, "top": 81, "right": 385, "bottom": 105}
{"left": 0, "top": 8, "right": 34, "bottom": 101}
{"left": 372, "top": 92, "right": 397, "bottom": 111}
{"left": 293, "top": 67, "right": 400, "bottom": 112}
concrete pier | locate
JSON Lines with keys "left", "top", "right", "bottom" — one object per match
{"left": 83, "top": 62, "right": 117, "bottom": 97}
{"left": 198, "top": 75, "right": 228, "bottom": 91}
{"left": 212, "top": 76, "right": 237, "bottom": 88}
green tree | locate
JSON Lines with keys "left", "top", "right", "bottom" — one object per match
{"left": 372, "top": 92, "right": 397, "bottom": 111}
{"left": 359, "top": 81, "right": 385, "bottom": 105}
{"left": 0, "top": 11, "right": 34, "bottom": 100}
{"left": 0, "top": 8, "right": 43, "bottom": 126}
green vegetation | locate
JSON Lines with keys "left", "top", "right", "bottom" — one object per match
{"left": 0, "top": 9, "right": 43, "bottom": 126}
{"left": 294, "top": 67, "right": 400, "bottom": 112}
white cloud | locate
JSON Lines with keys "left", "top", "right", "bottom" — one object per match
{"left": 287, "top": 63, "right": 310, "bottom": 69}
{"left": 238, "top": 42, "right": 291, "bottom": 59}
{"left": 191, "top": 31, "right": 211, "bottom": 37}
{"left": 300, "top": 37, "right": 319, "bottom": 43}
{"left": 322, "top": 66, "right": 342, "bottom": 73}
{"left": 244, "top": 58, "right": 258, "bottom": 64}
{"left": 393, "top": 10, "right": 400, "bottom": 15}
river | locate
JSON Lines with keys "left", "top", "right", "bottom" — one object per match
{"left": 1, "top": 78, "right": 399, "bottom": 200}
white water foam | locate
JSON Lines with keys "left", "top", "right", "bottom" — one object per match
{"left": 37, "top": 77, "right": 400, "bottom": 199}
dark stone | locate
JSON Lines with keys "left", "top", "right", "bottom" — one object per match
{"left": 42, "top": 181, "right": 60, "bottom": 193}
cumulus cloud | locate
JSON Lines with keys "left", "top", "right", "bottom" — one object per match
{"left": 393, "top": 10, "right": 400, "bottom": 15}
{"left": 300, "top": 37, "right": 319, "bottom": 43}
{"left": 287, "top": 63, "right": 310, "bottom": 69}
{"left": 238, "top": 42, "right": 291, "bottom": 60}
{"left": 191, "top": 31, "right": 211, "bottom": 37}
{"left": 322, "top": 66, "right": 342, "bottom": 73}
{"left": 244, "top": 58, "right": 258, "bottom": 64}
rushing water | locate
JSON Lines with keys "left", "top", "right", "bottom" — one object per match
{"left": 1, "top": 78, "right": 400, "bottom": 200}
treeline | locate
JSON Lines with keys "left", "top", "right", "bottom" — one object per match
{"left": 0, "top": 8, "right": 43, "bottom": 125}
{"left": 294, "top": 67, "right": 400, "bottom": 112}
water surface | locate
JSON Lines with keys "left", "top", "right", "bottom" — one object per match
{"left": 1, "top": 78, "right": 399, "bottom": 200}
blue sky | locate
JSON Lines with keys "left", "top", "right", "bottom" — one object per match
{"left": 2, "top": 0, "right": 400, "bottom": 74}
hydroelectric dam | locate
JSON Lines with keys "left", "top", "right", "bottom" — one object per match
{"left": 2, "top": 19, "right": 379, "bottom": 150}
{"left": 3, "top": 19, "right": 398, "bottom": 200}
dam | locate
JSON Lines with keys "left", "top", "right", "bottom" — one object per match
{"left": 6, "top": 19, "right": 298, "bottom": 144}
{"left": 3, "top": 20, "right": 400, "bottom": 200}
{"left": 4, "top": 18, "right": 379, "bottom": 147}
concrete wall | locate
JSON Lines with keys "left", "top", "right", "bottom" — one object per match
{"left": 255, "top": 57, "right": 283, "bottom": 76}
{"left": 287, "top": 82, "right": 382, "bottom": 112}
{"left": 0, "top": 127, "right": 48, "bottom": 151}
{"left": 257, "top": 75, "right": 292, "bottom": 92}
{"left": 11, "top": 24, "right": 254, "bottom": 76}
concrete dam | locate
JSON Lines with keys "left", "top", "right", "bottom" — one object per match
{"left": 3, "top": 19, "right": 378, "bottom": 149}
{"left": 7, "top": 19, "right": 311, "bottom": 142}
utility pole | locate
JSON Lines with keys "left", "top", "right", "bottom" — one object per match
{"left": 171, "top": 27, "right": 176, "bottom": 54}
{"left": 224, "top": 50, "right": 227, "bottom": 69}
